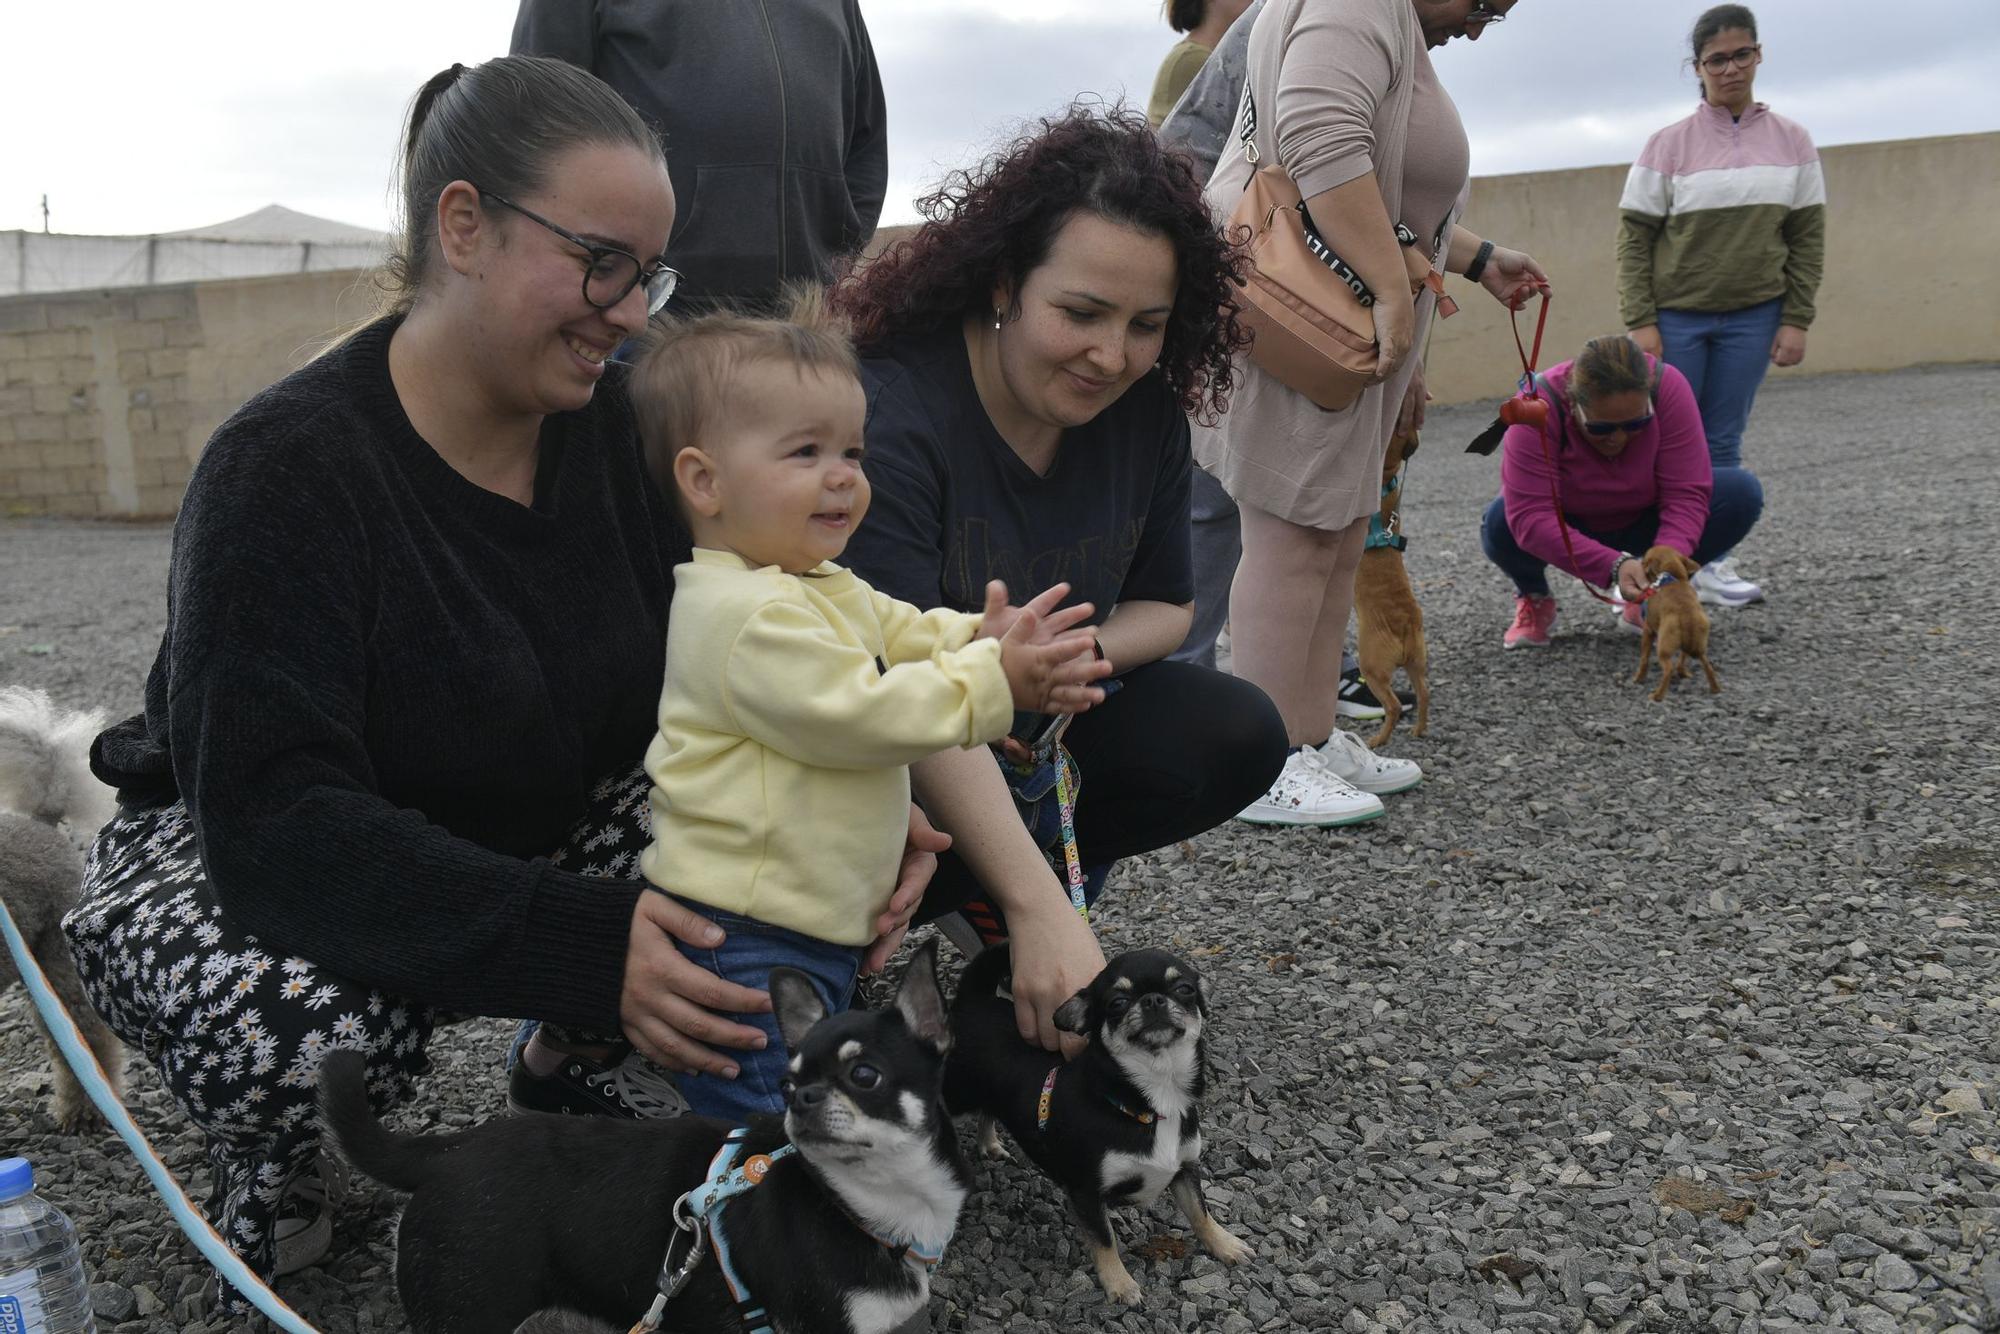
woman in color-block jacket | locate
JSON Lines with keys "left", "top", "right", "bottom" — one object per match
{"left": 1616, "top": 4, "right": 1823, "bottom": 610}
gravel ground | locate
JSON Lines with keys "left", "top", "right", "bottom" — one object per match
{"left": 3, "top": 363, "right": 1998, "bottom": 1334}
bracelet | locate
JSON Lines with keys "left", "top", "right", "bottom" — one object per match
{"left": 1463, "top": 239, "right": 1496, "bottom": 283}
{"left": 1608, "top": 553, "right": 1635, "bottom": 589}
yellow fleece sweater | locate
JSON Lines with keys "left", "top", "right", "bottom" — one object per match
{"left": 640, "top": 548, "right": 1013, "bottom": 944}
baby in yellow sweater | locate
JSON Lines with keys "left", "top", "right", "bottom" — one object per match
{"left": 628, "top": 291, "right": 1109, "bottom": 1119}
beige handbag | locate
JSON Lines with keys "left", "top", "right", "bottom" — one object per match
{"left": 1223, "top": 39, "right": 1440, "bottom": 411}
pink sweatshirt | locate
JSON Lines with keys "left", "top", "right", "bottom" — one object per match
{"left": 1499, "top": 357, "right": 1713, "bottom": 586}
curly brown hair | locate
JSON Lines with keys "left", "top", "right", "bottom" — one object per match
{"left": 831, "top": 103, "right": 1248, "bottom": 422}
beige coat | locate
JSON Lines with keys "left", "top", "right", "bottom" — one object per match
{"left": 1195, "top": 0, "right": 1470, "bottom": 531}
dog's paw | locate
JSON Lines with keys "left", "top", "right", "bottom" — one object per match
{"left": 51, "top": 1079, "right": 105, "bottom": 1136}
{"left": 1101, "top": 1272, "right": 1143, "bottom": 1306}
{"left": 1202, "top": 1224, "right": 1253, "bottom": 1266}
{"left": 976, "top": 1120, "right": 1012, "bottom": 1161}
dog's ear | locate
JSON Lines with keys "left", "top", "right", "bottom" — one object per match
{"left": 1052, "top": 986, "right": 1094, "bottom": 1035}
{"left": 770, "top": 968, "right": 827, "bottom": 1054}
{"left": 894, "top": 938, "right": 950, "bottom": 1053}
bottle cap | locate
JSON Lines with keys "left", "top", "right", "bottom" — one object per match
{"left": 0, "top": 1158, "right": 33, "bottom": 1202}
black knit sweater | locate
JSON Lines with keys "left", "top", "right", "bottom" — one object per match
{"left": 93, "top": 318, "right": 689, "bottom": 1031}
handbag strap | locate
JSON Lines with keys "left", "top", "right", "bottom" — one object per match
{"left": 1234, "top": 2, "right": 1427, "bottom": 250}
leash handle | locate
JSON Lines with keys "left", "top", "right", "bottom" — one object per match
{"left": 0, "top": 895, "right": 326, "bottom": 1333}
{"left": 1509, "top": 284, "right": 1551, "bottom": 389}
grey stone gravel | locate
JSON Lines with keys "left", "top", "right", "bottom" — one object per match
{"left": 4, "top": 363, "right": 1999, "bottom": 1333}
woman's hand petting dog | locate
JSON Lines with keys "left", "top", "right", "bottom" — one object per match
{"left": 1006, "top": 895, "right": 1107, "bottom": 1060}
{"left": 620, "top": 892, "right": 774, "bottom": 1076}
{"left": 1617, "top": 558, "right": 1654, "bottom": 602}
{"left": 862, "top": 805, "right": 953, "bottom": 975}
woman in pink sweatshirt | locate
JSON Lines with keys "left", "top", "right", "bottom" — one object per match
{"left": 1481, "top": 334, "right": 1763, "bottom": 649}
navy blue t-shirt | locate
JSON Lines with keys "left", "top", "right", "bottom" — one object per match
{"left": 845, "top": 329, "right": 1194, "bottom": 622}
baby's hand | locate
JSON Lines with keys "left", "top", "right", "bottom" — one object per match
{"left": 977, "top": 581, "right": 1097, "bottom": 646}
{"left": 999, "top": 611, "right": 1112, "bottom": 715}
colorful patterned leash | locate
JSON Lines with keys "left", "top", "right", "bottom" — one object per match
{"left": 0, "top": 894, "right": 327, "bottom": 1333}
{"left": 1051, "top": 743, "right": 1087, "bottom": 920}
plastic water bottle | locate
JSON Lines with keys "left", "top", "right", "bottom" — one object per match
{"left": 0, "top": 1158, "right": 95, "bottom": 1334}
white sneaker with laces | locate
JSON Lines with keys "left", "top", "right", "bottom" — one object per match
{"left": 1237, "top": 748, "right": 1384, "bottom": 827}
{"left": 273, "top": 1158, "right": 340, "bottom": 1275}
{"left": 1316, "top": 727, "right": 1423, "bottom": 795}
{"left": 1692, "top": 557, "right": 1764, "bottom": 606}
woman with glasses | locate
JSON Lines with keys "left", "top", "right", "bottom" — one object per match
{"left": 58, "top": 55, "right": 845, "bottom": 1299}
{"left": 1194, "top": 0, "right": 1547, "bottom": 828}
{"left": 1618, "top": 3, "right": 1824, "bottom": 610}
{"left": 1482, "top": 334, "right": 1765, "bottom": 648}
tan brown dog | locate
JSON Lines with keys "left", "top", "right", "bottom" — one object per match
{"left": 1631, "top": 546, "right": 1721, "bottom": 701}
{"left": 1353, "top": 428, "right": 1430, "bottom": 748}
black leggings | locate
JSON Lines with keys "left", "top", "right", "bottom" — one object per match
{"left": 916, "top": 660, "right": 1286, "bottom": 923}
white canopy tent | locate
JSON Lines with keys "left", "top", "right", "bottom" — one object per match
{"left": 0, "top": 205, "right": 387, "bottom": 297}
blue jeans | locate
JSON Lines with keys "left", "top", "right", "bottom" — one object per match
{"left": 1656, "top": 299, "right": 1784, "bottom": 471}
{"left": 668, "top": 900, "right": 862, "bottom": 1122}
{"left": 1480, "top": 467, "right": 1765, "bottom": 598}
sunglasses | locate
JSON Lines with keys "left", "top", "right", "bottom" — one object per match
{"left": 1576, "top": 408, "right": 1654, "bottom": 437}
{"left": 1467, "top": 0, "right": 1506, "bottom": 25}
{"left": 477, "top": 188, "right": 680, "bottom": 316}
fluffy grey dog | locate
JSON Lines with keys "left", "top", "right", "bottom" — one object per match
{"left": 0, "top": 686, "right": 125, "bottom": 1131}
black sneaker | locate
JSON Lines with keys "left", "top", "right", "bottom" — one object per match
{"left": 507, "top": 1043, "right": 689, "bottom": 1119}
{"left": 1335, "top": 668, "right": 1416, "bottom": 720}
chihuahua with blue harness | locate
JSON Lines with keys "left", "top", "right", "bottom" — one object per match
{"left": 319, "top": 939, "right": 968, "bottom": 1334}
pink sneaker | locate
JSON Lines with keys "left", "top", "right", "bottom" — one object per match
{"left": 1504, "top": 594, "right": 1558, "bottom": 649}
{"left": 1617, "top": 595, "right": 1645, "bottom": 635}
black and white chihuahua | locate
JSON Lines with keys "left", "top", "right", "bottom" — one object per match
{"left": 945, "top": 944, "right": 1251, "bottom": 1305}
{"left": 319, "top": 939, "right": 970, "bottom": 1334}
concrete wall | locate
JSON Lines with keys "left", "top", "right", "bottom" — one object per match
{"left": 0, "top": 270, "right": 378, "bottom": 517}
{"left": 1423, "top": 132, "right": 2000, "bottom": 405}
{"left": 3, "top": 133, "right": 1992, "bottom": 516}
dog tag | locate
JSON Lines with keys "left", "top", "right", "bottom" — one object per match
{"left": 741, "top": 1154, "right": 773, "bottom": 1185}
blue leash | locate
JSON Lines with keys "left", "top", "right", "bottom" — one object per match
{"left": 0, "top": 893, "right": 325, "bottom": 1333}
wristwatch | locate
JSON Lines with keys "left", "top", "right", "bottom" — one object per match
{"left": 1464, "top": 239, "right": 1496, "bottom": 283}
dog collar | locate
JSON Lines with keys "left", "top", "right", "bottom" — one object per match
{"left": 1034, "top": 1066, "right": 1157, "bottom": 1133}
{"left": 810, "top": 1167, "right": 952, "bottom": 1269}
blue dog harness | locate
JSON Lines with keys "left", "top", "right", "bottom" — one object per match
{"left": 632, "top": 1127, "right": 949, "bottom": 1334}
{"left": 1365, "top": 469, "right": 1408, "bottom": 553}
{"left": 633, "top": 1128, "right": 797, "bottom": 1334}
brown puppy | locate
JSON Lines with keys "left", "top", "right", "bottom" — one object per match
{"left": 1631, "top": 546, "right": 1722, "bottom": 701}
{"left": 1353, "top": 428, "right": 1431, "bottom": 748}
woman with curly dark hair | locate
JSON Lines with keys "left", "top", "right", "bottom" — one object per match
{"left": 834, "top": 105, "right": 1286, "bottom": 1053}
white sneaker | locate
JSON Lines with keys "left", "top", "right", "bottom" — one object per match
{"left": 1317, "top": 727, "right": 1423, "bottom": 795}
{"left": 1237, "top": 749, "right": 1384, "bottom": 827}
{"left": 1692, "top": 557, "right": 1763, "bottom": 607}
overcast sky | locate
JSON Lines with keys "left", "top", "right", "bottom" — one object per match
{"left": 5, "top": 0, "right": 1996, "bottom": 237}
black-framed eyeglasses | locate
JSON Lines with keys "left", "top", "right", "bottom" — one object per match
{"left": 1699, "top": 44, "right": 1761, "bottom": 74}
{"left": 1577, "top": 410, "right": 1654, "bottom": 437}
{"left": 477, "top": 188, "right": 679, "bottom": 315}
{"left": 1467, "top": 1, "right": 1506, "bottom": 26}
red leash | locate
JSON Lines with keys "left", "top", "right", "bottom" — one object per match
{"left": 1503, "top": 289, "right": 1653, "bottom": 610}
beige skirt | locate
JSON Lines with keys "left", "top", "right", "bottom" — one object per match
{"left": 1194, "top": 289, "right": 1439, "bottom": 531}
